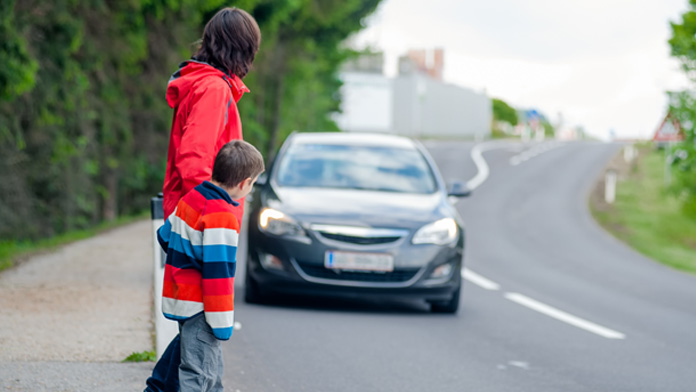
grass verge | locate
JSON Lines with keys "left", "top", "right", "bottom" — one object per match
{"left": 123, "top": 350, "right": 156, "bottom": 362}
{"left": 0, "top": 212, "right": 148, "bottom": 273}
{"left": 591, "top": 146, "right": 696, "bottom": 274}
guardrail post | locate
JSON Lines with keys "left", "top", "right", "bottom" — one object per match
{"left": 623, "top": 144, "right": 636, "bottom": 163}
{"left": 151, "top": 194, "right": 179, "bottom": 359}
{"left": 605, "top": 169, "right": 617, "bottom": 204}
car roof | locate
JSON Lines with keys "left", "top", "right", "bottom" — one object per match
{"left": 289, "top": 132, "right": 418, "bottom": 149}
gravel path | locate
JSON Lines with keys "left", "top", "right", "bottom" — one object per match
{"left": 0, "top": 219, "right": 155, "bottom": 390}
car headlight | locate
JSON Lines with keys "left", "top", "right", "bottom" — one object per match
{"left": 412, "top": 218, "right": 458, "bottom": 245}
{"left": 259, "top": 208, "right": 306, "bottom": 237}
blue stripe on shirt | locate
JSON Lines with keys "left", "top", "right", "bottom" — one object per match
{"left": 168, "top": 232, "right": 203, "bottom": 260}
{"left": 202, "top": 260, "right": 236, "bottom": 279}
{"left": 167, "top": 249, "right": 202, "bottom": 270}
{"left": 202, "top": 244, "right": 237, "bottom": 263}
{"left": 157, "top": 220, "right": 172, "bottom": 252}
{"left": 212, "top": 327, "right": 233, "bottom": 340}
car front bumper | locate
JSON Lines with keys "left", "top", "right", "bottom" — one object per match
{"left": 246, "top": 231, "right": 464, "bottom": 302}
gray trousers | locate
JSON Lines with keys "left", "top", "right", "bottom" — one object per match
{"left": 179, "top": 313, "right": 224, "bottom": 392}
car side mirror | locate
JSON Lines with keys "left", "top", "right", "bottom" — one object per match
{"left": 447, "top": 181, "right": 471, "bottom": 198}
{"left": 255, "top": 173, "right": 268, "bottom": 187}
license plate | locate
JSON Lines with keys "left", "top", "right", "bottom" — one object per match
{"left": 325, "top": 251, "right": 394, "bottom": 272}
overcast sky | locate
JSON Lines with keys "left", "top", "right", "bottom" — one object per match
{"left": 352, "top": 0, "right": 692, "bottom": 139}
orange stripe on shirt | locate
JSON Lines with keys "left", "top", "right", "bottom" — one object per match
{"left": 203, "top": 294, "right": 235, "bottom": 312}
{"left": 203, "top": 211, "right": 240, "bottom": 230}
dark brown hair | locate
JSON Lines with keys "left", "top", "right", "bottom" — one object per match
{"left": 212, "top": 140, "right": 265, "bottom": 188}
{"left": 194, "top": 7, "right": 261, "bottom": 79}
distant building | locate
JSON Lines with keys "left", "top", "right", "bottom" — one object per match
{"left": 334, "top": 50, "right": 491, "bottom": 139}
{"left": 335, "top": 71, "right": 394, "bottom": 133}
{"left": 399, "top": 48, "right": 444, "bottom": 81}
{"left": 391, "top": 73, "right": 490, "bottom": 138}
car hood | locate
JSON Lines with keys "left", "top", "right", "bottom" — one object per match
{"left": 265, "top": 186, "right": 450, "bottom": 229}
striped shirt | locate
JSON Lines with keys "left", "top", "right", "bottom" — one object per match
{"left": 157, "top": 181, "right": 239, "bottom": 340}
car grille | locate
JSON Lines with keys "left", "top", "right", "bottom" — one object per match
{"left": 295, "top": 261, "right": 419, "bottom": 283}
{"left": 310, "top": 224, "right": 409, "bottom": 246}
{"left": 317, "top": 232, "right": 402, "bottom": 245}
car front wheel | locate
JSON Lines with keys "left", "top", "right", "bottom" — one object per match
{"left": 244, "top": 270, "right": 264, "bottom": 304}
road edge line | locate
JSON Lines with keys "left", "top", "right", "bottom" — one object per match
{"left": 504, "top": 292, "right": 626, "bottom": 340}
{"left": 462, "top": 268, "right": 501, "bottom": 290}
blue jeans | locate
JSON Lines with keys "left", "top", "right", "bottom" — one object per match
{"left": 144, "top": 334, "right": 181, "bottom": 392}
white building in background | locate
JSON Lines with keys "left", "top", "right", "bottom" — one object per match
{"left": 336, "top": 72, "right": 394, "bottom": 133}
{"left": 334, "top": 50, "right": 491, "bottom": 139}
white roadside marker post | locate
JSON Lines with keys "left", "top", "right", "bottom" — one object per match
{"left": 624, "top": 144, "right": 636, "bottom": 163}
{"left": 605, "top": 169, "right": 617, "bottom": 204}
{"left": 151, "top": 194, "right": 180, "bottom": 359}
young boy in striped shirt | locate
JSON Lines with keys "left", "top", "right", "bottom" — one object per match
{"left": 155, "top": 140, "right": 264, "bottom": 391}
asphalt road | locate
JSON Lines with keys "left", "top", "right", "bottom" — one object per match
{"left": 226, "top": 140, "right": 696, "bottom": 392}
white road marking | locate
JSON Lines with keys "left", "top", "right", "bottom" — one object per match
{"left": 462, "top": 268, "right": 501, "bottom": 291}
{"left": 509, "top": 142, "right": 564, "bottom": 166}
{"left": 467, "top": 142, "right": 517, "bottom": 190}
{"left": 466, "top": 143, "right": 492, "bottom": 190}
{"left": 234, "top": 321, "right": 242, "bottom": 330}
{"left": 504, "top": 292, "right": 626, "bottom": 340}
{"left": 509, "top": 361, "right": 530, "bottom": 370}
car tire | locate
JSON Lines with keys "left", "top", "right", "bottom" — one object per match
{"left": 430, "top": 285, "right": 461, "bottom": 314}
{"left": 244, "top": 271, "right": 264, "bottom": 304}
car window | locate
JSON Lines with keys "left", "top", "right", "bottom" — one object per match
{"left": 275, "top": 143, "right": 437, "bottom": 194}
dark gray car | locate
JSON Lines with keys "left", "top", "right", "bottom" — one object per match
{"left": 244, "top": 132, "right": 469, "bottom": 313}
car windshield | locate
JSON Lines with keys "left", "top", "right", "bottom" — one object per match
{"left": 274, "top": 143, "right": 437, "bottom": 194}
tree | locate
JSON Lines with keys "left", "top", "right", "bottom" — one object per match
{"left": 668, "top": 1, "right": 696, "bottom": 218}
{"left": 492, "top": 98, "right": 518, "bottom": 126}
{"left": 665, "top": 92, "right": 696, "bottom": 217}
{"left": 0, "top": 0, "right": 383, "bottom": 241}
{"left": 0, "top": 0, "right": 217, "bottom": 237}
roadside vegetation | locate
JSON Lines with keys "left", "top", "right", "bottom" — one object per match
{"left": 490, "top": 97, "right": 559, "bottom": 139}
{"left": 0, "top": 1, "right": 381, "bottom": 256}
{"left": 591, "top": 146, "right": 696, "bottom": 274}
{"left": 123, "top": 350, "right": 156, "bottom": 363}
{"left": 668, "top": 2, "right": 696, "bottom": 216}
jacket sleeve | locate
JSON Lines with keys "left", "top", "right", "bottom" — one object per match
{"left": 176, "top": 83, "right": 233, "bottom": 196}
{"left": 156, "top": 213, "right": 174, "bottom": 254}
{"left": 200, "top": 212, "right": 239, "bottom": 340}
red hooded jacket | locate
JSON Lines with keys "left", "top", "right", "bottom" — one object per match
{"left": 163, "top": 60, "right": 249, "bottom": 222}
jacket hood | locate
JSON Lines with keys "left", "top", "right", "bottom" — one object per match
{"left": 166, "top": 60, "right": 249, "bottom": 108}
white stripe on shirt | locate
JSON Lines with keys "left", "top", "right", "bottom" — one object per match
{"left": 202, "top": 228, "right": 239, "bottom": 247}
{"left": 205, "top": 310, "right": 235, "bottom": 329}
